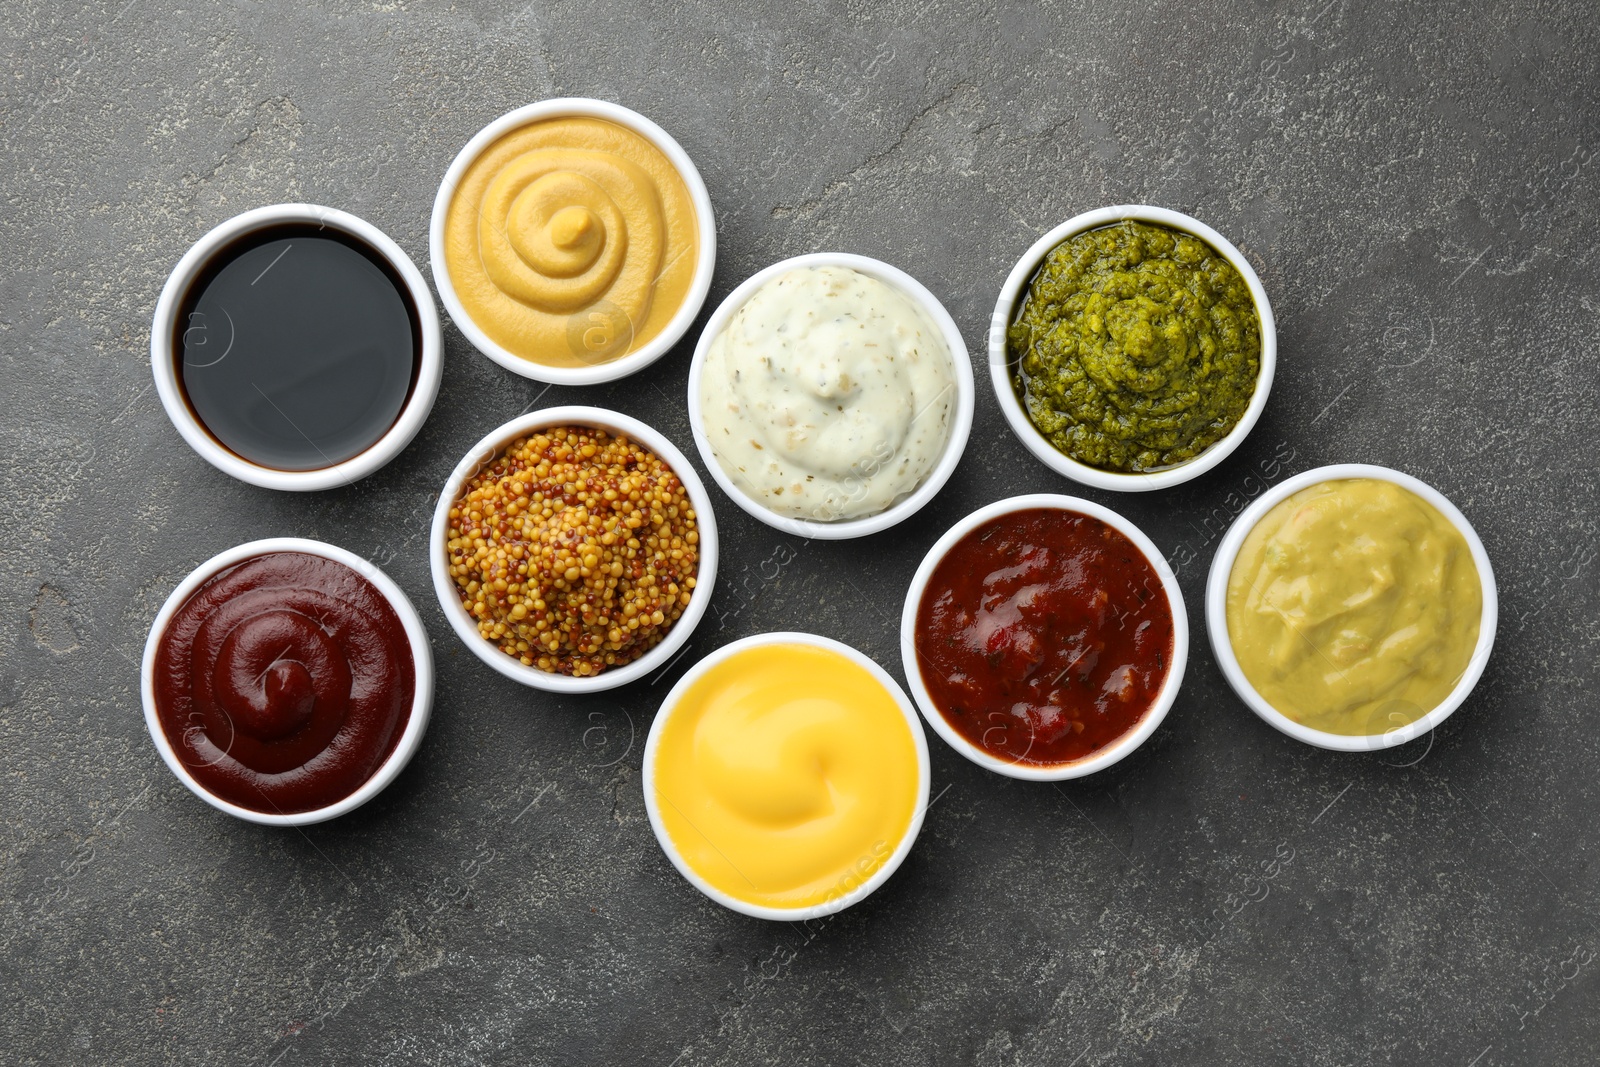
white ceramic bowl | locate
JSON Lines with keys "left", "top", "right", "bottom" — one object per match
{"left": 989, "top": 205, "right": 1277, "bottom": 492}
{"left": 429, "top": 98, "right": 717, "bottom": 386}
{"left": 901, "top": 493, "right": 1189, "bottom": 780}
{"left": 430, "top": 405, "right": 719, "bottom": 693}
{"left": 140, "top": 537, "right": 435, "bottom": 826}
{"left": 150, "top": 203, "right": 444, "bottom": 492}
{"left": 642, "top": 631, "right": 931, "bottom": 921}
{"left": 687, "top": 252, "right": 975, "bottom": 540}
{"left": 1206, "top": 463, "right": 1498, "bottom": 752}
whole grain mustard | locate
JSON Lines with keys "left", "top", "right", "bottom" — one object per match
{"left": 447, "top": 426, "right": 698, "bottom": 676}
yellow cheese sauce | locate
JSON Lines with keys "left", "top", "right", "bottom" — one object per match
{"left": 1226, "top": 478, "right": 1482, "bottom": 736}
{"left": 442, "top": 116, "right": 699, "bottom": 368}
{"left": 651, "top": 642, "right": 921, "bottom": 910}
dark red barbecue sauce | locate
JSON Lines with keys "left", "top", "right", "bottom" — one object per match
{"left": 151, "top": 552, "right": 414, "bottom": 814}
{"left": 914, "top": 508, "right": 1174, "bottom": 766}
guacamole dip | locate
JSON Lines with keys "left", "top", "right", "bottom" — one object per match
{"left": 1226, "top": 478, "right": 1482, "bottom": 736}
{"left": 1007, "top": 220, "right": 1261, "bottom": 473}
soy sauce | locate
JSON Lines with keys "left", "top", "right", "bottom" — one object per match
{"left": 175, "top": 224, "right": 420, "bottom": 472}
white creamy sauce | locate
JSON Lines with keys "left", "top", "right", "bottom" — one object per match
{"left": 699, "top": 265, "right": 956, "bottom": 521}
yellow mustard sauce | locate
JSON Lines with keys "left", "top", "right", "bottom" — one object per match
{"left": 443, "top": 116, "right": 698, "bottom": 368}
{"left": 652, "top": 643, "right": 920, "bottom": 909}
{"left": 1226, "top": 478, "right": 1482, "bottom": 736}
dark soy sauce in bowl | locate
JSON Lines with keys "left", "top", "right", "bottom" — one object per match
{"left": 174, "top": 223, "right": 421, "bottom": 472}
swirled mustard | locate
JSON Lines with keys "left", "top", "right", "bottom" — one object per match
{"left": 442, "top": 115, "right": 700, "bottom": 368}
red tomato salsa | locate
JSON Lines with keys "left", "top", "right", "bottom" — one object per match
{"left": 914, "top": 507, "right": 1173, "bottom": 766}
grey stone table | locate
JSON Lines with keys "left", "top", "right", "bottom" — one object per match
{"left": 3, "top": 1, "right": 1597, "bottom": 1063}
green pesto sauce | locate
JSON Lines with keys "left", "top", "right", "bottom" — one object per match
{"left": 1008, "top": 220, "right": 1262, "bottom": 473}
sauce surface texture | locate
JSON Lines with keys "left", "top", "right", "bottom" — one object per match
{"left": 446, "top": 426, "right": 699, "bottom": 677}
{"left": 1008, "top": 220, "right": 1260, "bottom": 473}
{"left": 915, "top": 508, "right": 1174, "bottom": 765}
{"left": 442, "top": 116, "right": 699, "bottom": 368}
{"left": 1226, "top": 478, "right": 1482, "bottom": 735}
{"left": 151, "top": 552, "right": 415, "bottom": 814}
{"left": 699, "top": 265, "right": 955, "bottom": 521}
{"left": 652, "top": 643, "right": 920, "bottom": 910}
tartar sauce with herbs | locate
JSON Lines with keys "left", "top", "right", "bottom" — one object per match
{"left": 698, "top": 265, "right": 955, "bottom": 521}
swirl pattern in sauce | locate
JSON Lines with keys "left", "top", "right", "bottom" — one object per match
{"left": 443, "top": 116, "right": 699, "bottom": 368}
{"left": 652, "top": 642, "right": 920, "bottom": 910}
{"left": 151, "top": 552, "right": 415, "bottom": 814}
{"left": 698, "top": 266, "right": 955, "bottom": 521}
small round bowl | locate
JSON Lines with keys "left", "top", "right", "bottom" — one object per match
{"left": 1206, "top": 463, "right": 1498, "bottom": 751}
{"left": 642, "top": 631, "right": 931, "bottom": 921}
{"left": 687, "top": 252, "right": 975, "bottom": 540}
{"left": 430, "top": 405, "right": 719, "bottom": 694}
{"left": 900, "top": 493, "right": 1189, "bottom": 780}
{"left": 989, "top": 204, "right": 1277, "bottom": 492}
{"left": 151, "top": 203, "right": 444, "bottom": 492}
{"left": 140, "top": 537, "right": 435, "bottom": 826}
{"left": 429, "top": 98, "right": 717, "bottom": 386}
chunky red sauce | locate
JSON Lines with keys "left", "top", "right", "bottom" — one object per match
{"left": 914, "top": 508, "right": 1173, "bottom": 766}
{"left": 151, "top": 552, "right": 414, "bottom": 814}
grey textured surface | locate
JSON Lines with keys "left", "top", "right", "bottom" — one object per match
{"left": 3, "top": 1, "right": 1598, "bottom": 1063}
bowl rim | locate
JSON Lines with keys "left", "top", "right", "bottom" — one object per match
{"left": 641, "top": 630, "right": 932, "bottom": 921}
{"left": 987, "top": 204, "right": 1277, "bottom": 492}
{"left": 429, "top": 405, "right": 720, "bottom": 694}
{"left": 1204, "top": 463, "right": 1499, "bottom": 751}
{"left": 428, "top": 97, "right": 718, "bottom": 386}
{"left": 686, "top": 251, "right": 975, "bottom": 540}
{"left": 899, "top": 493, "right": 1189, "bottom": 780}
{"left": 140, "top": 537, "right": 435, "bottom": 826}
{"left": 149, "top": 203, "right": 444, "bottom": 492}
